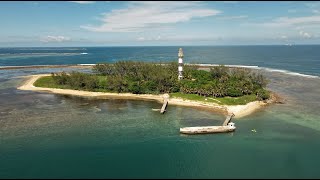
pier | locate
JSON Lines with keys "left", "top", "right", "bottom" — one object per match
{"left": 152, "top": 94, "right": 169, "bottom": 114}
{"left": 160, "top": 94, "right": 169, "bottom": 114}
{"left": 180, "top": 113, "right": 236, "bottom": 134}
{"left": 223, "top": 113, "right": 235, "bottom": 126}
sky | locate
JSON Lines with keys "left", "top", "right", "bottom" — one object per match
{"left": 1, "top": 1, "right": 320, "bottom": 47}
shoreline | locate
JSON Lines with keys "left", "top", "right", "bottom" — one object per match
{"left": 17, "top": 74, "right": 276, "bottom": 118}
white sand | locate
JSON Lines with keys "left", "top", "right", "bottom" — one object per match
{"left": 17, "top": 74, "right": 272, "bottom": 118}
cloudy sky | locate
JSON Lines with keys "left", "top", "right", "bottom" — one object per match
{"left": 1, "top": 1, "right": 320, "bottom": 47}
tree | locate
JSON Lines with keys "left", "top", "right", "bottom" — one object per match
{"left": 50, "top": 61, "right": 269, "bottom": 99}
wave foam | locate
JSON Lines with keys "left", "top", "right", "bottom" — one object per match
{"left": 260, "top": 67, "right": 319, "bottom": 79}
{"left": 77, "top": 64, "right": 96, "bottom": 66}
{"left": 191, "top": 63, "right": 319, "bottom": 79}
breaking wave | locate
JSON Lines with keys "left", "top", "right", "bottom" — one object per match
{"left": 188, "top": 63, "right": 320, "bottom": 79}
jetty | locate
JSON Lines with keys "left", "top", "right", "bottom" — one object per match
{"left": 152, "top": 93, "right": 169, "bottom": 114}
{"left": 223, "top": 113, "right": 235, "bottom": 126}
{"left": 180, "top": 113, "right": 236, "bottom": 134}
{"left": 160, "top": 94, "right": 169, "bottom": 114}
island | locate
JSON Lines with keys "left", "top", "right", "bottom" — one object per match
{"left": 18, "top": 59, "right": 277, "bottom": 119}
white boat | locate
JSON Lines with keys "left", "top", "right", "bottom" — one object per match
{"left": 180, "top": 122, "right": 236, "bottom": 134}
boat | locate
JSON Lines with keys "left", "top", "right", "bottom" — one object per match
{"left": 180, "top": 122, "right": 236, "bottom": 134}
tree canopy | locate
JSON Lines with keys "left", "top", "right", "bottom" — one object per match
{"left": 50, "top": 61, "right": 270, "bottom": 100}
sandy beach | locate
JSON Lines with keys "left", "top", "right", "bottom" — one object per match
{"left": 17, "top": 74, "right": 274, "bottom": 118}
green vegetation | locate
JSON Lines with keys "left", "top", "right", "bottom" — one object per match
{"left": 34, "top": 75, "right": 68, "bottom": 89}
{"left": 34, "top": 61, "right": 271, "bottom": 105}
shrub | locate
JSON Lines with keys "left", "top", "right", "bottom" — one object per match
{"left": 52, "top": 71, "right": 68, "bottom": 85}
{"left": 227, "top": 87, "right": 243, "bottom": 97}
{"left": 256, "top": 89, "right": 270, "bottom": 101}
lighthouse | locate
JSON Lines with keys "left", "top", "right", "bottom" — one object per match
{"left": 178, "top": 48, "right": 184, "bottom": 80}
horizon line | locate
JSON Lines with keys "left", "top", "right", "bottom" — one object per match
{"left": 1, "top": 44, "right": 320, "bottom": 48}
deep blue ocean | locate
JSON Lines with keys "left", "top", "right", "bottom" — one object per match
{"left": 1, "top": 45, "right": 319, "bottom": 77}
{"left": 1, "top": 45, "right": 320, "bottom": 178}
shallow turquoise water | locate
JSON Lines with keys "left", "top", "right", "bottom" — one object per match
{"left": 1, "top": 68, "right": 320, "bottom": 178}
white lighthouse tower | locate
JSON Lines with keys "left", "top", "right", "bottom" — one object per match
{"left": 178, "top": 48, "right": 184, "bottom": 80}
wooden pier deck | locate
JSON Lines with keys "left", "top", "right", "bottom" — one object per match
{"left": 180, "top": 125, "right": 235, "bottom": 134}
{"left": 180, "top": 113, "right": 236, "bottom": 134}
{"left": 160, "top": 97, "right": 168, "bottom": 114}
{"left": 152, "top": 94, "right": 169, "bottom": 114}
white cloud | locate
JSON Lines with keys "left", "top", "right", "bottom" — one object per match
{"left": 40, "top": 36, "right": 71, "bottom": 43}
{"left": 69, "top": 1, "right": 95, "bottom": 4}
{"left": 217, "top": 15, "right": 248, "bottom": 20}
{"left": 220, "top": 1, "right": 238, "bottom": 3}
{"left": 137, "top": 37, "right": 145, "bottom": 41}
{"left": 81, "top": 1, "right": 221, "bottom": 32}
{"left": 288, "top": 9, "right": 297, "bottom": 13}
{"left": 299, "top": 30, "right": 312, "bottom": 39}
{"left": 305, "top": 2, "right": 320, "bottom": 9}
{"left": 305, "top": 2, "right": 320, "bottom": 15}
{"left": 136, "top": 35, "right": 162, "bottom": 41}
{"left": 259, "top": 15, "right": 320, "bottom": 27}
{"left": 280, "top": 35, "right": 287, "bottom": 39}
{"left": 130, "top": 1, "right": 204, "bottom": 7}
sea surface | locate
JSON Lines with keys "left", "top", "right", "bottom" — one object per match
{"left": 0, "top": 46, "right": 320, "bottom": 178}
